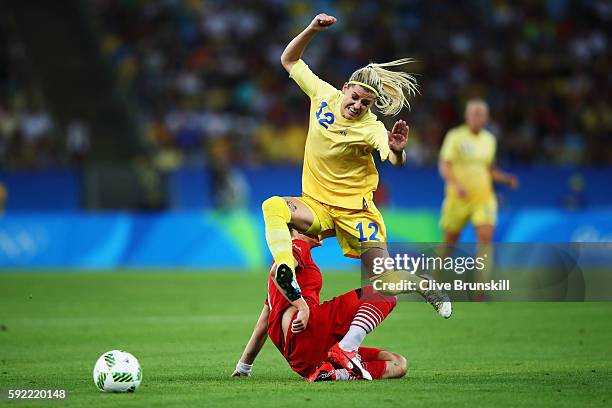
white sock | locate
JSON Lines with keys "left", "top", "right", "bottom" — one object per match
{"left": 338, "top": 325, "right": 367, "bottom": 352}
{"left": 335, "top": 369, "right": 350, "bottom": 381}
{"left": 339, "top": 303, "right": 386, "bottom": 351}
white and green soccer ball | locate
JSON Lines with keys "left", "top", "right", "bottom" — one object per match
{"left": 93, "top": 350, "right": 142, "bottom": 392}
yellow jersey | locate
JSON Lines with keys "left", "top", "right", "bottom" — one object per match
{"left": 439, "top": 124, "right": 497, "bottom": 202}
{"left": 289, "top": 60, "right": 391, "bottom": 210}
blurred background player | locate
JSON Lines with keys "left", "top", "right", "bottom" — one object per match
{"left": 232, "top": 229, "right": 406, "bottom": 382}
{"left": 260, "top": 13, "right": 451, "bottom": 319}
{"left": 439, "top": 99, "right": 519, "bottom": 244}
{"left": 438, "top": 99, "right": 518, "bottom": 292}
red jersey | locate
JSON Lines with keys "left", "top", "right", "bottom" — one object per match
{"left": 266, "top": 239, "right": 322, "bottom": 354}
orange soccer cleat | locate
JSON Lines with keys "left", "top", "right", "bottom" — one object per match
{"left": 327, "top": 343, "right": 372, "bottom": 380}
{"left": 306, "top": 362, "right": 337, "bottom": 382}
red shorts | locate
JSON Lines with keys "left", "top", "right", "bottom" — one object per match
{"left": 282, "top": 290, "right": 365, "bottom": 377}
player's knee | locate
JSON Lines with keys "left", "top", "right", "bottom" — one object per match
{"left": 261, "top": 196, "right": 282, "bottom": 214}
{"left": 393, "top": 353, "right": 408, "bottom": 378}
{"left": 262, "top": 196, "right": 290, "bottom": 221}
{"left": 371, "top": 271, "right": 402, "bottom": 296}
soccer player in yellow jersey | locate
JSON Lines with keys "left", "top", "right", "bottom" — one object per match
{"left": 439, "top": 99, "right": 518, "bottom": 245}
{"left": 438, "top": 99, "right": 518, "bottom": 299}
{"left": 261, "top": 13, "right": 451, "bottom": 333}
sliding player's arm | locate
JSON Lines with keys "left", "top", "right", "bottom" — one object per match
{"left": 490, "top": 167, "right": 519, "bottom": 189}
{"left": 232, "top": 305, "right": 270, "bottom": 377}
{"left": 280, "top": 13, "right": 337, "bottom": 73}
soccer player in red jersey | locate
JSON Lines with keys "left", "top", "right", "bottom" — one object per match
{"left": 232, "top": 229, "right": 407, "bottom": 381}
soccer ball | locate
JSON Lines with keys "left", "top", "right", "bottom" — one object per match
{"left": 93, "top": 350, "right": 142, "bottom": 392}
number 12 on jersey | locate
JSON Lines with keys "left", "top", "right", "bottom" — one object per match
{"left": 316, "top": 101, "right": 334, "bottom": 129}
{"left": 356, "top": 222, "right": 380, "bottom": 242}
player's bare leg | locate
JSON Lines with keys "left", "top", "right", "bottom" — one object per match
{"left": 443, "top": 230, "right": 461, "bottom": 245}
{"left": 473, "top": 224, "right": 494, "bottom": 301}
{"left": 349, "top": 347, "right": 407, "bottom": 380}
{"left": 433, "top": 229, "right": 462, "bottom": 281}
{"left": 362, "top": 247, "right": 452, "bottom": 318}
{"left": 283, "top": 197, "right": 317, "bottom": 232}
{"left": 475, "top": 224, "right": 493, "bottom": 243}
{"left": 377, "top": 351, "right": 408, "bottom": 379}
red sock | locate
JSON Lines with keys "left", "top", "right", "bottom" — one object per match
{"left": 351, "top": 287, "right": 396, "bottom": 334}
{"left": 362, "top": 361, "right": 386, "bottom": 379}
{"left": 360, "top": 285, "right": 397, "bottom": 311}
{"left": 358, "top": 346, "right": 383, "bottom": 362}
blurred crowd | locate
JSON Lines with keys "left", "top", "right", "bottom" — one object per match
{"left": 2, "top": 0, "right": 611, "bottom": 170}
{"left": 0, "top": 11, "right": 91, "bottom": 170}
{"left": 0, "top": 10, "right": 55, "bottom": 169}
{"left": 94, "top": 0, "right": 612, "bottom": 168}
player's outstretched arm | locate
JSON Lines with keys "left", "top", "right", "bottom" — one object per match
{"left": 490, "top": 166, "right": 519, "bottom": 189}
{"left": 388, "top": 119, "right": 409, "bottom": 166}
{"left": 280, "top": 13, "right": 337, "bottom": 73}
{"left": 232, "top": 305, "right": 270, "bottom": 377}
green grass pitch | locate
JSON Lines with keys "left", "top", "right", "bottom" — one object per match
{"left": 1, "top": 271, "right": 611, "bottom": 407}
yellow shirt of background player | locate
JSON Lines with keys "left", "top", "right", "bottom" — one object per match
{"left": 440, "top": 124, "right": 496, "bottom": 203}
{"left": 289, "top": 59, "right": 391, "bottom": 210}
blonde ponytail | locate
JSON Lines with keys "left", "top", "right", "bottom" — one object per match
{"left": 349, "top": 58, "right": 418, "bottom": 116}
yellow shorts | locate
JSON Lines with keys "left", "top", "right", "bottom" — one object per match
{"left": 298, "top": 195, "right": 387, "bottom": 258}
{"left": 440, "top": 195, "right": 497, "bottom": 233}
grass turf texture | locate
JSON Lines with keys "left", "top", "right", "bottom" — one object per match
{"left": 1, "top": 272, "right": 611, "bottom": 408}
